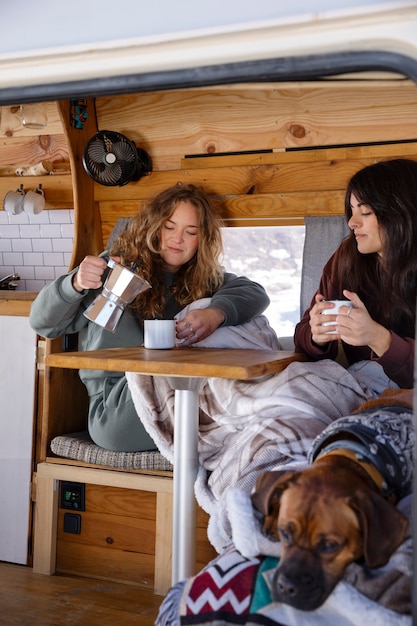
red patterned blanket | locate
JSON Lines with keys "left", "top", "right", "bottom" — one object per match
{"left": 157, "top": 544, "right": 411, "bottom": 626}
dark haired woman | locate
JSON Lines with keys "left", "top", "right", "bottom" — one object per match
{"left": 294, "top": 158, "right": 417, "bottom": 388}
{"left": 30, "top": 183, "right": 270, "bottom": 451}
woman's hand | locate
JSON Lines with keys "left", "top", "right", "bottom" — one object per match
{"left": 176, "top": 308, "right": 225, "bottom": 347}
{"left": 309, "top": 290, "right": 391, "bottom": 356}
{"left": 72, "top": 255, "right": 111, "bottom": 292}
{"left": 337, "top": 290, "right": 391, "bottom": 356}
{"left": 309, "top": 293, "right": 345, "bottom": 345}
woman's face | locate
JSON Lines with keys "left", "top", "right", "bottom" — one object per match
{"left": 160, "top": 200, "right": 200, "bottom": 272}
{"left": 348, "top": 193, "right": 384, "bottom": 256}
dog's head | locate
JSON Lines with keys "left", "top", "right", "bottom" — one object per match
{"left": 251, "top": 465, "right": 409, "bottom": 611}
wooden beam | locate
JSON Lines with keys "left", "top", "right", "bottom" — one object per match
{"left": 57, "top": 99, "right": 103, "bottom": 267}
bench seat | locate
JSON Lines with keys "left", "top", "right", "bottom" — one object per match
{"left": 50, "top": 431, "right": 173, "bottom": 472}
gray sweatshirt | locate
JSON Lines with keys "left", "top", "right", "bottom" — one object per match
{"left": 30, "top": 267, "right": 270, "bottom": 451}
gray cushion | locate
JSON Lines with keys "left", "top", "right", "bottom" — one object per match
{"left": 50, "top": 431, "right": 173, "bottom": 471}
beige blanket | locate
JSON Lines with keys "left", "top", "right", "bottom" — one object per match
{"left": 126, "top": 312, "right": 388, "bottom": 550}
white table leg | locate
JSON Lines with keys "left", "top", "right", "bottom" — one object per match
{"left": 168, "top": 377, "right": 203, "bottom": 584}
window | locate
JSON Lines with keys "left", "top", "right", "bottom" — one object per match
{"left": 221, "top": 225, "right": 305, "bottom": 338}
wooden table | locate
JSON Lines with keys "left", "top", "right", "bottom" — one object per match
{"left": 46, "top": 346, "right": 306, "bottom": 584}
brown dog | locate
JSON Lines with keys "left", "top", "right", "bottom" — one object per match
{"left": 251, "top": 390, "right": 413, "bottom": 611}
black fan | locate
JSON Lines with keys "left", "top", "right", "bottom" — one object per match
{"left": 82, "top": 130, "right": 152, "bottom": 186}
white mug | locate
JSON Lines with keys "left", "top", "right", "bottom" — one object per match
{"left": 3, "top": 187, "right": 25, "bottom": 214}
{"left": 144, "top": 319, "right": 176, "bottom": 349}
{"left": 321, "top": 300, "right": 353, "bottom": 334}
{"left": 24, "top": 187, "right": 45, "bottom": 214}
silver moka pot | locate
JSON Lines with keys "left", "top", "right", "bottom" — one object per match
{"left": 84, "top": 257, "right": 151, "bottom": 332}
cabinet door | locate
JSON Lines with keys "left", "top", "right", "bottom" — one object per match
{"left": 0, "top": 315, "right": 36, "bottom": 564}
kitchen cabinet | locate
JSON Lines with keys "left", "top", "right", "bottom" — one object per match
{"left": 0, "top": 297, "right": 37, "bottom": 564}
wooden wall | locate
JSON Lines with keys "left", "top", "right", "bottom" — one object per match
{"left": 1, "top": 78, "right": 417, "bottom": 249}
{"left": 0, "top": 102, "right": 72, "bottom": 209}
{"left": 56, "top": 484, "right": 216, "bottom": 588}
{"left": 83, "top": 79, "right": 417, "bottom": 258}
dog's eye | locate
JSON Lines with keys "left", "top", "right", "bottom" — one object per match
{"left": 317, "top": 538, "right": 343, "bottom": 554}
{"left": 278, "top": 527, "right": 291, "bottom": 544}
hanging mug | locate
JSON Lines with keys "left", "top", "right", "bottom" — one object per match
{"left": 24, "top": 185, "right": 45, "bottom": 215}
{"left": 3, "top": 185, "right": 25, "bottom": 215}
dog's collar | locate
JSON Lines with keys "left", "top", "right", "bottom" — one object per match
{"left": 315, "top": 442, "right": 396, "bottom": 503}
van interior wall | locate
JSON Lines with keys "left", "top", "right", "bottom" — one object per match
{"left": 1, "top": 76, "right": 417, "bottom": 462}
{"left": 68, "top": 78, "right": 417, "bottom": 263}
{"left": 4, "top": 75, "right": 416, "bottom": 589}
{"left": 28, "top": 76, "right": 417, "bottom": 459}
{"left": 1, "top": 78, "right": 417, "bottom": 264}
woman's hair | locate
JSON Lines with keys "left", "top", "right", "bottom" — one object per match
{"left": 338, "top": 158, "right": 417, "bottom": 335}
{"left": 109, "top": 183, "right": 224, "bottom": 318}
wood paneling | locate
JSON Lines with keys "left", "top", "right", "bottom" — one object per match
{"left": 56, "top": 542, "right": 156, "bottom": 587}
{"left": 0, "top": 102, "right": 65, "bottom": 144}
{"left": 0, "top": 101, "right": 73, "bottom": 210}
{"left": 0, "top": 292, "right": 37, "bottom": 316}
{"left": 96, "top": 82, "right": 417, "bottom": 170}
{"left": 57, "top": 99, "right": 102, "bottom": 267}
{"left": 56, "top": 484, "right": 216, "bottom": 588}
{"left": 0, "top": 172, "right": 73, "bottom": 209}
{"left": 37, "top": 337, "right": 89, "bottom": 463}
{"left": 95, "top": 141, "right": 417, "bottom": 243}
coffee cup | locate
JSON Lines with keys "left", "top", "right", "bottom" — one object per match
{"left": 321, "top": 300, "right": 353, "bottom": 334}
{"left": 24, "top": 185, "right": 45, "bottom": 214}
{"left": 144, "top": 319, "right": 176, "bottom": 349}
{"left": 3, "top": 186, "right": 25, "bottom": 214}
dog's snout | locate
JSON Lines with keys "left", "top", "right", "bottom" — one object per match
{"left": 272, "top": 566, "right": 327, "bottom": 610}
{"left": 277, "top": 573, "right": 298, "bottom": 598}
{"left": 275, "top": 570, "right": 314, "bottom": 598}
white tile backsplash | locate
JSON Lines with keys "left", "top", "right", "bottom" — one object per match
{"left": 19, "top": 224, "right": 41, "bottom": 239}
{"left": 0, "top": 239, "right": 12, "bottom": 252}
{"left": 32, "top": 238, "right": 53, "bottom": 253}
{"left": 0, "top": 209, "right": 75, "bottom": 291}
{"left": 4, "top": 252, "right": 24, "bottom": 265}
{"left": 40, "top": 224, "right": 63, "bottom": 238}
{"left": 12, "top": 239, "right": 33, "bottom": 252}
{"left": 43, "top": 252, "right": 65, "bottom": 266}
{"left": 35, "top": 266, "right": 56, "bottom": 280}
{"left": 49, "top": 210, "right": 72, "bottom": 224}
{"left": 52, "top": 238, "right": 73, "bottom": 253}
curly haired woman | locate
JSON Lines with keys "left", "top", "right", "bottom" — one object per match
{"left": 30, "top": 183, "right": 270, "bottom": 451}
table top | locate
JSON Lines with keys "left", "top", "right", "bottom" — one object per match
{"left": 46, "top": 346, "right": 307, "bottom": 380}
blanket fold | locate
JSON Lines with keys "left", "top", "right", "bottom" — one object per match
{"left": 126, "top": 307, "right": 409, "bottom": 622}
{"left": 126, "top": 312, "right": 394, "bottom": 549}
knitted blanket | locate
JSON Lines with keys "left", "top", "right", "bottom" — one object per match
{"left": 156, "top": 532, "right": 412, "bottom": 626}
{"left": 126, "top": 311, "right": 412, "bottom": 622}
{"left": 126, "top": 311, "right": 394, "bottom": 550}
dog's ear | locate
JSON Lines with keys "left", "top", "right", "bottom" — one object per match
{"left": 251, "top": 470, "right": 299, "bottom": 540}
{"left": 251, "top": 470, "right": 298, "bottom": 515}
{"left": 348, "top": 490, "right": 409, "bottom": 568}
